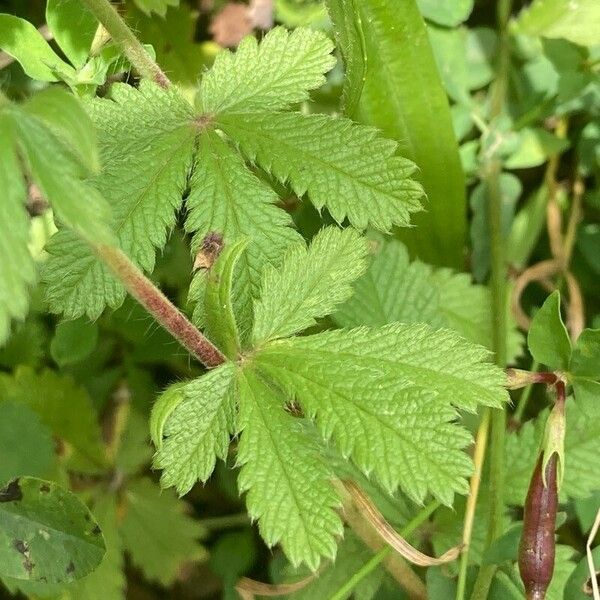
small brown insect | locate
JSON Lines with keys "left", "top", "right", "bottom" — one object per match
{"left": 194, "top": 232, "right": 224, "bottom": 271}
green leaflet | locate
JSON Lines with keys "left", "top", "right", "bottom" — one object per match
{"left": 186, "top": 130, "right": 301, "bottom": 337}
{"left": 150, "top": 382, "right": 186, "bottom": 451}
{"left": 570, "top": 328, "right": 600, "bottom": 379}
{"left": 505, "top": 401, "right": 600, "bottom": 504}
{"left": 236, "top": 369, "right": 342, "bottom": 570}
{"left": 256, "top": 325, "right": 508, "bottom": 413}
{"left": 204, "top": 238, "right": 248, "bottom": 358}
{"left": 333, "top": 236, "right": 523, "bottom": 360}
{"left": 198, "top": 26, "right": 335, "bottom": 113}
{"left": 0, "top": 402, "right": 56, "bottom": 483}
{"left": 0, "top": 477, "right": 105, "bottom": 583}
{"left": 23, "top": 87, "right": 100, "bottom": 174}
{"left": 326, "top": 0, "right": 466, "bottom": 268}
{"left": 130, "top": 0, "right": 179, "bottom": 17}
{"left": 218, "top": 111, "right": 424, "bottom": 231}
{"left": 44, "top": 82, "right": 196, "bottom": 319}
{"left": 513, "top": 0, "right": 600, "bottom": 47}
{"left": 256, "top": 351, "right": 473, "bottom": 504}
{"left": 50, "top": 318, "right": 98, "bottom": 367}
{"left": 153, "top": 364, "right": 237, "bottom": 495}
{"left": 120, "top": 478, "right": 205, "bottom": 586}
{"left": 0, "top": 115, "right": 35, "bottom": 346}
{"left": 46, "top": 0, "right": 98, "bottom": 69}
{"left": 252, "top": 227, "right": 369, "bottom": 345}
{"left": 527, "top": 291, "right": 571, "bottom": 370}
{"left": 417, "top": 0, "right": 473, "bottom": 27}
{"left": 0, "top": 367, "right": 107, "bottom": 473}
{"left": 0, "top": 14, "right": 74, "bottom": 82}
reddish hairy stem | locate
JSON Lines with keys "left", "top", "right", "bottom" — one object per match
{"left": 96, "top": 244, "right": 226, "bottom": 369}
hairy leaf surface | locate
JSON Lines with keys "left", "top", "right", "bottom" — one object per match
{"left": 218, "top": 111, "right": 424, "bottom": 230}
{"left": 236, "top": 369, "right": 342, "bottom": 570}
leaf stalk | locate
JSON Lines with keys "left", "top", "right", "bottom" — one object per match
{"left": 78, "top": 0, "right": 170, "bottom": 87}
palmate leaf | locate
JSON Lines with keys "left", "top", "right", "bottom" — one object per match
{"left": 218, "top": 111, "right": 424, "bottom": 230}
{"left": 236, "top": 369, "right": 342, "bottom": 570}
{"left": 43, "top": 26, "right": 423, "bottom": 321}
{"left": 198, "top": 26, "right": 335, "bottom": 113}
{"left": 252, "top": 227, "right": 369, "bottom": 345}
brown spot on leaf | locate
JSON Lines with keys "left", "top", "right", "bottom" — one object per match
{"left": 39, "top": 483, "right": 50, "bottom": 493}
{"left": 0, "top": 480, "right": 23, "bottom": 502}
{"left": 66, "top": 561, "right": 75, "bottom": 575}
{"left": 92, "top": 525, "right": 101, "bottom": 536}
{"left": 194, "top": 232, "right": 224, "bottom": 271}
{"left": 13, "top": 540, "right": 28, "bottom": 554}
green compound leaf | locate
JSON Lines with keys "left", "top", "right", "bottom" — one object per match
{"left": 46, "top": 0, "right": 98, "bottom": 69}
{"left": 198, "top": 26, "right": 335, "bottom": 114}
{"left": 326, "top": 0, "right": 466, "bottom": 267}
{"left": 0, "top": 14, "right": 74, "bottom": 82}
{"left": 186, "top": 130, "right": 301, "bottom": 336}
{"left": 44, "top": 82, "right": 196, "bottom": 319}
{"left": 0, "top": 367, "right": 107, "bottom": 473}
{"left": 0, "top": 114, "right": 35, "bottom": 346}
{"left": 0, "top": 477, "right": 105, "bottom": 583}
{"left": 219, "top": 111, "right": 424, "bottom": 231}
{"left": 204, "top": 238, "right": 248, "bottom": 358}
{"left": 153, "top": 364, "right": 237, "bottom": 495}
{"left": 120, "top": 477, "right": 205, "bottom": 586}
{"left": 505, "top": 401, "right": 600, "bottom": 503}
{"left": 256, "top": 324, "right": 508, "bottom": 414}
{"left": 236, "top": 369, "right": 342, "bottom": 570}
{"left": 527, "top": 291, "right": 572, "bottom": 370}
{"left": 252, "top": 227, "right": 369, "bottom": 345}
{"left": 256, "top": 351, "right": 472, "bottom": 504}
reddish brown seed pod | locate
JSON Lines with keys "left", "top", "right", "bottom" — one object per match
{"left": 518, "top": 452, "right": 559, "bottom": 600}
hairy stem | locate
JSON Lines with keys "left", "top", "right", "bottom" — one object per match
{"left": 78, "top": 0, "right": 170, "bottom": 87}
{"left": 95, "top": 244, "right": 226, "bottom": 368}
{"left": 467, "top": 1, "right": 513, "bottom": 598}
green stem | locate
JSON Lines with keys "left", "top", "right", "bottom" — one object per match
{"left": 78, "top": 0, "right": 170, "bottom": 87}
{"left": 469, "top": 1, "right": 513, "bottom": 597}
{"left": 95, "top": 244, "right": 226, "bottom": 368}
{"left": 198, "top": 513, "right": 251, "bottom": 530}
{"left": 329, "top": 500, "right": 440, "bottom": 600}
